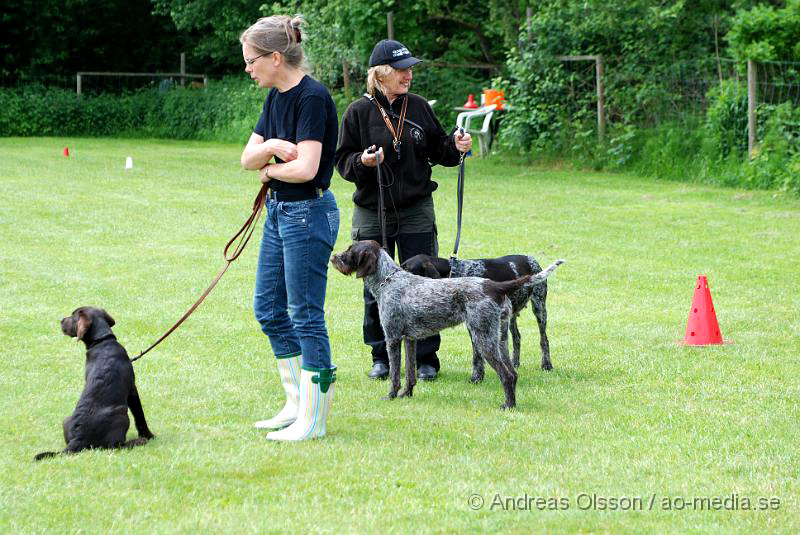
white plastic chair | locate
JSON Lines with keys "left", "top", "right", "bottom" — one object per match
{"left": 456, "top": 105, "right": 497, "bottom": 157}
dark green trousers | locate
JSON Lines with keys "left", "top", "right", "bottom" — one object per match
{"left": 351, "top": 196, "right": 441, "bottom": 371}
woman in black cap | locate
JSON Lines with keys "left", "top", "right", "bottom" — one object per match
{"left": 335, "top": 39, "right": 472, "bottom": 382}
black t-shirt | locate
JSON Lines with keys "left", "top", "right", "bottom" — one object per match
{"left": 254, "top": 75, "right": 338, "bottom": 191}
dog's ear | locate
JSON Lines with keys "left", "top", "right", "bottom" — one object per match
{"left": 99, "top": 308, "right": 115, "bottom": 327}
{"left": 76, "top": 310, "right": 92, "bottom": 341}
{"left": 422, "top": 261, "right": 442, "bottom": 279}
{"left": 355, "top": 249, "right": 378, "bottom": 278}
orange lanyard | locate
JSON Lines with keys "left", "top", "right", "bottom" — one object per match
{"left": 371, "top": 95, "right": 408, "bottom": 156}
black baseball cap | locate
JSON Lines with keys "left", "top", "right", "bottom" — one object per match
{"left": 368, "top": 39, "right": 422, "bottom": 69}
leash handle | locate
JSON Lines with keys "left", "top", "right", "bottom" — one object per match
{"left": 132, "top": 184, "right": 268, "bottom": 362}
{"left": 224, "top": 184, "right": 267, "bottom": 262}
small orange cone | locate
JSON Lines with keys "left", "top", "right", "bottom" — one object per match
{"left": 463, "top": 93, "right": 478, "bottom": 109}
{"left": 684, "top": 275, "right": 723, "bottom": 345}
{"left": 63, "top": 147, "right": 70, "bottom": 157}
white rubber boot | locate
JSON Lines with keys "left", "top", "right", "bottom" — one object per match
{"left": 267, "top": 366, "right": 336, "bottom": 441}
{"left": 254, "top": 354, "right": 302, "bottom": 430}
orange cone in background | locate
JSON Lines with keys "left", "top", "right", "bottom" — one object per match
{"left": 63, "top": 147, "right": 70, "bottom": 157}
{"left": 463, "top": 94, "right": 478, "bottom": 109}
{"left": 684, "top": 275, "right": 723, "bottom": 345}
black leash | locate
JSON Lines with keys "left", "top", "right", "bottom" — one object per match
{"left": 367, "top": 146, "right": 389, "bottom": 249}
{"left": 451, "top": 127, "right": 467, "bottom": 259}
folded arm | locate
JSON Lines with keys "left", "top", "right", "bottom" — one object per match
{"left": 240, "top": 133, "right": 299, "bottom": 170}
{"left": 260, "top": 140, "right": 322, "bottom": 184}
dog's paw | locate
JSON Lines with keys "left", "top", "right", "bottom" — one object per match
{"left": 382, "top": 392, "right": 398, "bottom": 401}
{"left": 501, "top": 402, "right": 516, "bottom": 410}
{"left": 398, "top": 389, "right": 413, "bottom": 398}
{"left": 541, "top": 361, "right": 553, "bottom": 371}
{"left": 469, "top": 374, "right": 484, "bottom": 384}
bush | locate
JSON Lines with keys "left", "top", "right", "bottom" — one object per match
{"left": 742, "top": 102, "right": 800, "bottom": 193}
{"left": 0, "top": 79, "right": 266, "bottom": 143}
{"left": 703, "top": 80, "right": 749, "bottom": 160}
{"left": 0, "top": 70, "right": 487, "bottom": 144}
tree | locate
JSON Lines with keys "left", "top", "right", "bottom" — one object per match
{"left": 1, "top": 0, "right": 191, "bottom": 81}
{"left": 151, "top": 0, "right": 264, "bottom": 73}
{"left": 500, "top": 0, "right": 749, "bottom": 149}
{"left": 727, "top": 0, "right": 800, "bottom": 62}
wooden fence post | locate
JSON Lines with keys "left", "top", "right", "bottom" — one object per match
{"left": 747, "top": 59, "right": 757, "bottom": 156}
{"left": 558, "top": 55, "right": 606, "bottom": 143}
{"left": 76, "top": 74, "right": 82, "bottom": 97}
{"left": 527, "top": 7, "right": 533, "bottom": 42}
{"left": 387, "top": 12, "right": 394, "bottom": 40}
{"left": 180, "top": 53, "right": 186, "bottom": 87}
{"left": 596, "top": 55, "right": 605, "bottom": 142}
{"left": 342, "top": 58, "right": 351, "bottom": 99}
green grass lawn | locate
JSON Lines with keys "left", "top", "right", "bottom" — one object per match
{"left": 1, "top": 137, "right": 798, "bottom": 534}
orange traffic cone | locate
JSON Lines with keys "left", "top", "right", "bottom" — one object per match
{"left": 463, "top": 94, "right": 478, "bottom": 109}
{"left": 63, "top": 147, "right": 70, "bottom": 157}
{"left": 684, "top": 275, "right": 723, "bottom": 345}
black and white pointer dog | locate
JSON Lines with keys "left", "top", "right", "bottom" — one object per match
{"left": 331, "top": 240, "right": 564, "bottom": 409}
{"left": 34, "top": 307, "right": 154, "bottom": 461}
{"left": 402, "top": 253, "right": 557, "bottom": 379}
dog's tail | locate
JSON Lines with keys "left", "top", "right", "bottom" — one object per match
{"left": 488, "top": 259, "right": 565, "bottom": 297}
{"left": 34, "top": 437, "right": 152, "bottom": 461}
{"left": 526, "top": 259, "right": 565, "bottom": 287}
{"left": 489, "top": 275, "right": 532, "bottom": 297}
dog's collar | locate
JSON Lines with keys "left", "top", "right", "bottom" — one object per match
{"left": 376, "top": 269, "right": 401, "bottom": 293}
{"left": 447, "top": 256, "right": 460, "bottom": 278}
{"left": 86, "top": 333, "right": 117, "bottom": 348}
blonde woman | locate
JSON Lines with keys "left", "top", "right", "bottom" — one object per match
{"left": 334, "top": 39, "right": 472, "bottom": 382}
{"left": 240, "top": 15, "right": 339, "bottom": 441}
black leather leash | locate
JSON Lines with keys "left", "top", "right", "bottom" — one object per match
{"left": 131, "top": 184, "right": 268, "bottom": 362}
{"left": 451, "top": 127, "right": 467, "bottom": 260}
{"left": 367, "top": 146, "right": 389, "bottom": 249}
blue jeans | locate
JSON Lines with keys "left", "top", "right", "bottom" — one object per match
{"left": 254, "top": 189, "right": 339, "bottom": 369}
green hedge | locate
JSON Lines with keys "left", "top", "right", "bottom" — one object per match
{"left": 0, "top": 77, "right": 466, "bottom": 142}
{"left": 4, "top": 77, "right": 797, "bottom": 195}
{"left": 0, "top": 80, "right": 267, "bottom": 143}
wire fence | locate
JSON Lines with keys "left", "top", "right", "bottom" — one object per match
{"left": 558, "top": 56, "right": 800, "bottom": 151}
{"left": 754, "top": 59, "right": 800, "bottom": 107}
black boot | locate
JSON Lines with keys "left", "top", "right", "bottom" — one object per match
{"left": 368, "top": 361, "right": 389, "bottom": 380}
{"left": 417, "top": 364, "right": 438, "bottom": 381}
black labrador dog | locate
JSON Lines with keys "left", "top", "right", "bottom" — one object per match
{"left": 34, "top": 307, "right": 154, "bottom": 461}
{"left": 401, "top": 253, "right": 556, "bottom": 378}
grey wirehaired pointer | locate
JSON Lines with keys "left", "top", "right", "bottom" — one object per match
{"left": 331, "top": 240, "right": 564, "bottom": 409}
{"left": 401, "top": 253, "right": 556, "bottom": 379}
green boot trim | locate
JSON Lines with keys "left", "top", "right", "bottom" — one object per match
{"left": 304, "top": 365, "right": 337, "bottom": 393}
{"left": 275, "top": 351, "right": 302, "bottom": 360}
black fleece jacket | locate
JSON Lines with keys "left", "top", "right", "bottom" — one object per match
{"left": 335, "top": 91, "right": 462, "bottom": 210}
